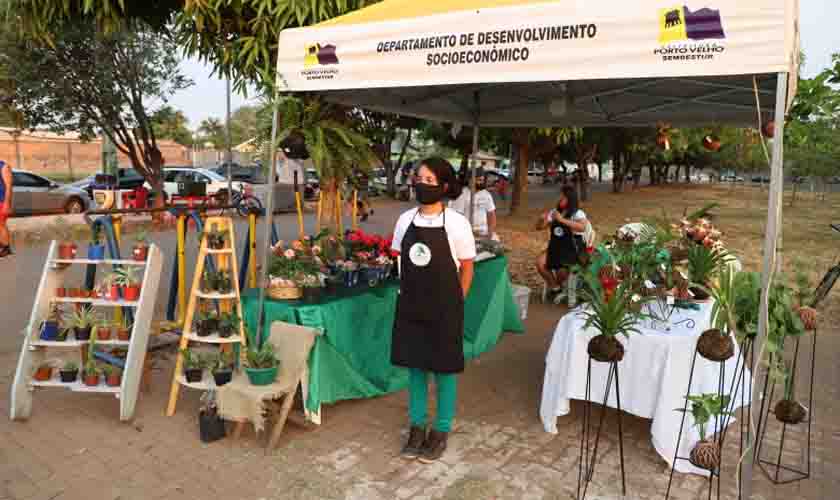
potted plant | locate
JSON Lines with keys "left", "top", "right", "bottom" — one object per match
{"left": 39, "top": 304, "right": 63, "bottom": 341}
{"left": 87, "top": 230, "right": 106, "bottom": 260}
{"left": 114, "top": 267, "right": 141, "bottom": 301}
{"left": 63, "top": 306, "right": 98, "bottom": 341}
{"left": 200, "top": 269, "right": 233, "bottom": 294}
{"left": 687, "top": 245, "right": 727, "bottom": 301}
{"left": 59, "top": 361, "right": 79, "bottom": 383}
{"left": 56, "top": 286, "right": 67, "bottom": 298}
{"left": 774, "top": 362, "right": 807, "bottom": 425}
{"left": 54, "top": 217, "right": 77, "bottom": 260}
{"left": 212, "top": 350, "right": 235, "bottom": 387}
{"left": 204, "top": 224, "right": 228, "bottom": 250}
{"left": 116, "top": 319, "right": 131, "bottom": 341}
{"left": 103, "top": 365, "right": 122, "bottom": 387}
{"left": 82, "top": 360, "right": 100, "bottom": 387}
{"left": 132, "top": 230, "right": 149, "bottom": 261}
{"left": 697, "top": 266, "right": 737, "bottom": 362}
{"left": 95, "top": 319, "right": 113, "bottom": 341}
{"left": 218, "top": 312, "right": 240, "bottom": 338}
{"left": 300, "top": 274, "right": 323, "bottom": 303}
{"left": 181, "top": 349, "right": 205, "bottom": 383}
{"left": 244, "top": 342, "right": 279, "bottom": 386}
{"left": 676, "top": 394, "right": 733, "bottom": 471}
{"left": 33, "top": 363, "right": 53, "bottom": 381}
{"left": 793, "top": 262, "right": 818, "bottom": 331}
{"left": 194, "top": 310, "right": 218, "bottom": 337}
{"left": 579, "top": 275, "right": 644, "bottom": 363}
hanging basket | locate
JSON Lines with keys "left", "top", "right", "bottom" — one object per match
{"left": 702, "top": 135, "right": 722, "bottom": 152}
{"left": 267, "top": 285, "right": 302, "bottom": 300}
{"left": 696, "top": 329, "right": 734, "bottom": 362}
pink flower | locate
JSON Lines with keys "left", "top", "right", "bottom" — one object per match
{"left": 284, "top": 249, "right": 296, "bottom": 259}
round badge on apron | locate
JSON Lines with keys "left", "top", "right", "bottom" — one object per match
{"left": 408, "top": 242, "right": 432, "bottom": 267}
{"left": 553, "top": 226, "right": 565, "bottom": 238}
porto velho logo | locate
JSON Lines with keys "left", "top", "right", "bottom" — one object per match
{"left": 658, "top": 6, "right": 725, "bottom": 44}
{"left": 304, "top": 43, "right": 340, "bottom": 68}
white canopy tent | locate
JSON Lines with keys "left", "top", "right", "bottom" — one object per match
{"left": 258, "top": 0, "right": 800, "bottom": 490}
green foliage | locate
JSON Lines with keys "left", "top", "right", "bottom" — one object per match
{"left": 792, "top": 259, "right": 815, "bottom": 308}
{"left": 63, "top": 361, "right": 78, "bottom": 371}
{"left": 687, "top": 245, "right": 727, "bottom": 286}
{"left": 246, "top": 342, "right": 278, "bottom": 369}
{"left": 197, "top": 118, "right": 226, "bottom": 149}
{"left": 200, "top": 269, "right": 232, "bottom": 293}
{"left": 685, "top": 203, "right": 719, "bottom": 222}
{"left": 212, "top": 350, "right": 236, "bottom": 372}
{"left": 151, "top": 106, "right": 192, "bottom": 146}
{"left": 180, "top": 349, "right": 206, "bottom": 370}
{"left": 63, "top": 307, "right": 100, "bottom": 329}
{"left": 676, "top": 394, "right": 733, "bottom": 441}
{"left": 113, "top": 266, "right": 140, "bottom": 286}
{"left": 709, "top": 265, "right": 737, "bottom": 335}
{"left": 578, "top": 273, "right": 646, "bottom": 339}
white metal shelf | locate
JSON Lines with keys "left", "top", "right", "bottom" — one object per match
{"left": 52, "top": 297, "right": 139, "bottom": 307}
{"left": 30, "top": 377, "right": 121, "bottom": 395}
{"left": 195, "top": 291, "right": 237, "bottom": 300}
{"left": 29, "top": 338, "right": 130, "bottom": 348}
{"left": 51, "top": 259, "right": 147, "bottom": 266}
{"left": 183, "top": 331, "right": 244, "bottom": 344}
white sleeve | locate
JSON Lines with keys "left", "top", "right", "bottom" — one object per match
{"left": 572, "top": 209, "right": 587, "bottom": 221}
{"left": 481, "top": 191, "right": 496, "bottom": 212}
{"left": 391, "top": 212, "right": 411, "bottom": 253}
{"left": 451, "top": 214, "right": 477, "bottom": 261}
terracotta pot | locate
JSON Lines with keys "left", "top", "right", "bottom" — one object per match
{"left": 96, "top": 326, "right": 112, "bottom": 341}
{"left": 83, "top": 374, "right": 100, "bottom": 387}
{"left": 123, "top": 285, "right": 141, "bottom": 302}
{"left": 33, "top": 366, "right": 53, "bottom": 381}
{"left": 58, "top": 242, "right": 77, "bottom": 260}
{"left": 132, "top": 245, "right": 148, "bottom": 262}
{"left": 109, "top": 285, "right": 121, "bottom": 301}
{"left": 106, "top": 373, "right": 121, "bottom": 387}
{"left": 117, "top": 328, "right": 131, "bottom": 341}
{"left": 56, "top": 287, "right": 66, "bottom": 297}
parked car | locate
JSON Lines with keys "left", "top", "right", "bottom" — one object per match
{"left": 209, "top": 164, "right": 265, "bottom": 184}
{"left": 792, "top": 176, "right": 807, "bottom": 185}
{"left": 721, "top": 175, "right": 745, "bottom": 182}
{"left": 751, "top": 175, "right": 770, "bottom": 183}
{"left": 144, "top": 167, "right": 250, "bottom": 201}
{"left": 70, "top": 168, "right": 147, "bottom": 198}
{"left": 10, "top": 170, "right": 92, "bottom": 215}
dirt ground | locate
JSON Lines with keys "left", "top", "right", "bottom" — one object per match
{"left": 1, "top": 183, "right": 838, "bottom": 500}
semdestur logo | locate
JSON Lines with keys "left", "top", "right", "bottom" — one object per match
{"left": 658, "top": 5, "right": 726, "bottom": 44}
{"left": 304, "top": 44, "right": 339, "bottom": 68}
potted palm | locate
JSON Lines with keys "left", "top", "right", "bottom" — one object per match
{"left": 245, "top": 342, "right": 279, "bottom": 386}
{"left": 132, "top": 230, "right": 149, "bottom": 261}
{"left": 181, "top": 349, "right": 205, "bottom": 383}
{"left": 212, "top": 350, "right": 235, "bottom": 387}
{"left": 697, "top": 266, "right": 737, "bottom": 362}
{"left": 63, "top": 307, "right": 99, "bottom": 341}
{"left": 676, "top": 394, "right": 733, "bottom": 471}
{"left": 59, "top": 361, "right": 79, "bottom": 383}
{"left": 114, "top": 267, "right": 141, "bottom": 301}
{"left": 579, "top": 274, "right": 645, "bottom": 363}
{"left": 687, "top": 245, "right": 727, "bottom": 301}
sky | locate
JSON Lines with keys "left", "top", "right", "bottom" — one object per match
{"left": 169, "top": 1, "right": 840, "bottom": 129}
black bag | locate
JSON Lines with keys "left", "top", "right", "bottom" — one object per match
{"left": 178, "top": 181, "right": 206, "bottom": 197}
{"left": 199, "top": 407, "right": 226, "bottom": 443}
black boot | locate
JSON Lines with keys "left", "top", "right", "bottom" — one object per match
{"left": 418, "top": 429, "right": 448, "bottom": 463}
{"left": 401, "top": 426, "right": 426, "bottom": 460}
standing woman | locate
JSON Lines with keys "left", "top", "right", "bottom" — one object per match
{"left": 0, "top": 160, "right": 12, "bottom": 257}
{"left": 391, "top": 157, "right": 476, "bottom": 463}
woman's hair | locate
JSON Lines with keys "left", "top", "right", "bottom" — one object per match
{"left": 560, "top": 185, "right": 579, "bottom": 218}
{"left": 418, "top": 157, "right": 463, "bottom": 199}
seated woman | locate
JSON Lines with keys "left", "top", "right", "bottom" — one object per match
{"left": 535, "top": 185, "right": 590, "bottom": 303}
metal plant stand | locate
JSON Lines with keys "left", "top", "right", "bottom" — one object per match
{"left": 754, "top": 330, "right": 816, "bottom": 484}
{"left": 577, "top": 357, "right": 626, "bottom": 500}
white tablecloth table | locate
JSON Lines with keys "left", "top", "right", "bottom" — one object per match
{"left": 540, "top": 301, "right": 751, "bottom": 475}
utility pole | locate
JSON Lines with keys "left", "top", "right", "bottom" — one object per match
{"left": 225, "top": 75, "right": 233, "bottom": 202}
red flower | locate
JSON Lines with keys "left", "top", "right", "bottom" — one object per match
{"left": 585, "top": 247, "right": 594, "bottom": 254}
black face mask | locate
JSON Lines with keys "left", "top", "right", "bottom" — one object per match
{"left": 415, "top": 183, "right": 445, "bottom": 205}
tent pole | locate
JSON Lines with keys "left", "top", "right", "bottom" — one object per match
{"left": 254, "top": 92, "right": 282, "bottom": 347}
{"left": 469, "top": 91, "right": 480, "bottom": 228}
{"left": 742, "top": 71, "right": 788, "bottom": 499}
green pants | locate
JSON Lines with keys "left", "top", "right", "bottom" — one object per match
{"left": 409, "top": 369, "right": 458, "bottom": 433}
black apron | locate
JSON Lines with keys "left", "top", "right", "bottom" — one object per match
{"left": 392, "top": 210, "right": 465, "bottom": 374}
{"left": 546, "top": 213, "right": 583, "bottom": 270}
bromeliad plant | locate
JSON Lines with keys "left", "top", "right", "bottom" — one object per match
{"left": 676, "top": 394, "right": 733, "bottom": 471}
{"left": 697, "top": 265, "right": 737, "bottom": 362}
{"left": 687, "top": 245, "right": 728, "bottom": 300}
{"left": 245, "top": 342, "right": 279, "bottom": 370}
{"left": 579, "top": 273, "right": 646, "bottom": 363}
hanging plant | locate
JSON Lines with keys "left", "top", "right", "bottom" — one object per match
{"left": 702, "top": 135, "right": 721, "bottom": 152}
{"left": 676, "top": 394, "right": 733, "bottom": 471}
{"left": 656, "top": 122, "right": 672, "bottom": 150}
{"left": 762, "top": 120, "right": 775, "bottom": 138}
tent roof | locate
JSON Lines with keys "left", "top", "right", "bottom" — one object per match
{"left": 277, "top": 0, "right": 799, "bottom": 127}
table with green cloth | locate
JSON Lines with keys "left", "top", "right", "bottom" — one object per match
{"left": 242, "top": 255, "right": 525, "bottom": 424}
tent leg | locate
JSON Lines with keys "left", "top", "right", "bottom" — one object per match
{"left": 743, "top": 71, "right": 788, "bottom": 500}
{"left": 469, "top": 91, "right": 480, "bottom": 227}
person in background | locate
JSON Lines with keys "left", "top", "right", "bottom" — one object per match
{"left": 535, "top": 185, "right": 589, "bottom": 303}
{"left": 448, "top": 169, "right": 498, "bottom": 240}
{"left": 391, "top": 157, "right": 476, "bottom": 463}
{"left": 0, "top": 160, "right": 12, "bottom": 257}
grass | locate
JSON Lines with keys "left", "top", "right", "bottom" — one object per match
{"left": 498, "top": 183, "right": 840, "bottom": 314}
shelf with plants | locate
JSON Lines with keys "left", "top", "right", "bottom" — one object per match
{"left": 10, "top": 239, "right": 163, "bottom": 422}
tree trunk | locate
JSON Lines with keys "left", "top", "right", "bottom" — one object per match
{"left": 510, "top": 138, "right": 529, "bottom": 215}
{"left": 597, "top": 163, "right": 603, "bottom": 183}
{"left": 684, "top": 164, "right": 691, "bottom": 183}
{"left": 392, "top": 128, "right": 412, "bottom": 197}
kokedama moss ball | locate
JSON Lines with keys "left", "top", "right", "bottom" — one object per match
{"left": 697, "top": 329, "right": 734, "bottom": 362}
{"left": 689, "top": 440, "right": 720, "bottom": 471}
{"left": 588, "top": 336, "right": 625, "bottom": 363}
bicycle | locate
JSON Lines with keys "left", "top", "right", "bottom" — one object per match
{"left": 811, "top": 224, "right": 840, "bottom": 308}
{"left": 209, "top": 185, "right": 263, "bottom": 217}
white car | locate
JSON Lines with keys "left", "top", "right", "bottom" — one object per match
{"left": 145, "top": 167, "right": 250, "bottom": 200}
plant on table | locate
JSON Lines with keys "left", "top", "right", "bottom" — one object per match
{"left": 211, "top": 350, "right": 235, "bottom": 387}
{"left": 686, "top": 245, "right": 727, "bottom": 300}
{"left": 204, "top": 224, "right": 228, "bottom": 250}
{"left": 114, "top": 267, "right": 142, "bottom": 301}
{"left": 696, "top": 265, "right": 737, "bottom": 362}
{"left": 181, "top": 349, "right": 206, "bottom": 383}
{"left": 676, "top": 394, "right": 733, "bottom": 471}
{"left": 268, "top": 242, "right": 321, "bottom": 289}
{"left": 59, "top": 361, "right": 79, "bottom": 383}
{"left": 102, "top": 364, "right": 122, "bottom": 387}
{"left": 244, "top": 342, "right": 279, "bottom": 386}
{"left": 132, "top": 230, "right": 149, "bottom": 261}
{"left": 63, "top": 306, "right": 99, "bottom": 341}
{"left": 579, "top": 273, "right": 646, "bottom": 363}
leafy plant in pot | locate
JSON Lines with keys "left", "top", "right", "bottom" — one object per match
{"left": 114, "top": 267, "right": 141, "bottom": 301}
{"left": 39, "top": 303, "right": 63, "bottom": 341}
{"left": 59, "top": 361, "right": 79, "bottom": 383}
{"left": 103, "top": 364, "right": 122, "bottom": 387}
{"left": 676, "top": 394, "right": 733, "bottom": 471}
{"left": 201, "top": 269, "right": 233, "bottom": 294}
{"left": 212, "top": 350, "right": 235, "bottom": 387}
{"left": 194, "top": 310, "right": 219, "bottom": 337}
{"left": 217, "top": 312, "right": 240, "bottom": 338}
{"left": 204, "top": 224, "right": 228, "bottom": 250}
{"left": 697, "top": 266, "right": 737, "bottom": 362}
{"left": 83, "top": 359, "right": 100, "bottom": 386}
{"left": 63, "top": 306, "right": 99, "bottom": 341}
{"left": 87, "top": 230, "right": 106, "bottom": 260}
{"left": 774, "top": 362, "right": 807, "bottom": 425}
{"left": 245, "top": 342, "right": 279, "bottom": 386}
{"left": 132, "top": 230, "right": 149, "bottom": 261}
{"left": 181, "top": 349, "right": 205, "bottom": 383}
{"left": 687, "top": 245, "right": 727, "bottom": 301}
{"left": 579, "top": 273, "right": 645, "bottom": 363}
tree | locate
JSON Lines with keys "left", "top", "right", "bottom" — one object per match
{"left": 197, "top": 118, "right": 226, "bottom": 149}
{"left": 1, "top": 21, "right": 192, "bottom": 204}
{"left": 230, "top": 105, "right": 260, "bottom": 147}
{"left": 151, "top": 106, "right": 193, "bottom": 146}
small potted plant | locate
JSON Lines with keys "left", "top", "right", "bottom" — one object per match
{"left": 114, "top": 267, "right": 141, "bottom": 301}
{"left": 204, "top": 224, "right": 228, "bottom": 250}
{"left": 299, "top": 274, "right": 323, "bottom": 303}
{"left": 697, "top": 266, "right": 736, "bottom": 362}
{"left": 39, "top": 303, "right": 63, "bottom": 341}
{"left": 774, "top": 363, "right": 807, "bottom": 425}
{"left": 181, "top": 349, "right": 205, "bottom": 383}
{"left": 218, "top": 312, "right": 240, "bottom": 338}
{"left": 212, "top": 350, "right": 235, "bottom": 387}
{"left": 194, "top": 310, "right": 218, "bottom": 337}
{"left": 55, "top": 218, "right": 77, "bottom": 260}
{"left": 82, "top": 360, "right": 100, "bottom": 387}
{"left": 87, "top": 230, "right": 106, "bottom": 260}
{"left": 59, "top": 361, "right": 79, "bottom": 383}
{"left": 687, "top": 245, "right": 727, "bottom": 301}
{"left": 95, "top": 319, "right": 113, "bottom": 341}
{"left": 244, "top": 342, "right": 279, "bottom": 386}
{"left": 63, "top": 306, "right": 98, "bottom": 341}
{"left": 579, "top": 275, "right": 644, "bottom": 363}
{"left": 793, "top": 262, "right": 818, "bottom": 331}
{"left": 215, "top": 269, "right": 232, "bottom": 294}
{"left": 33, "top": 363, "right": 53, "bottom": 381}
{"left": 676, "top": 394, "right": 733, "bottom": 471}
{"left": 103, "top": 365, "right": 122, "bottom": 387}
{"left": 116, "top": 319, "right": 131, "bottom": 341}
{"left": 132, "top": 230, "right": 149, "bottom": 261}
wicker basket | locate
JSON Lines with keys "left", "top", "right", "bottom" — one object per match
{"left": 267, "top": 285, "right": 302, "bottom": 300}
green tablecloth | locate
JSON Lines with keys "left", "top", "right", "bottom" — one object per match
{"left": 242, "top": 256, "right": 525, "bottom": 413}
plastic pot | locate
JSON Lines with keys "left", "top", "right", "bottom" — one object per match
{"left": 218, "top": 326, "right": 234, "bottom": 338}
{"left": 56, "top": 287, "right": 66, "bottom": 298}
{"left": 59, "top": 369, "right": 78, "bottom": 383}
{"left": 117, "top": 328, "right": 131, "bottom": 341}
{"left": 213, "top": 370, "right": 233, "bottom": 387}
{"left": 123, "top": 285, "right": 141, "bottom": 302}
{"left": 245, "top": 366, "right": 278, "bottom": 386}
{"left": 96, "top": 326, "right": 112, "bottom": 341}
{"left": 184, "top": 368, "right": 203, "bottom": 383}
{"left": 39, "top": 321, "right": 60, "bottom": 341}
{"left": 132, "top": 244, "right": 148, "bottom": 262}
{"left": 73, "top": 327, "right": 92, "bottom": 341}
{"left": 58, "top": 242, "right": 77, "bottom": 260}
{"left": 106, "top": 373, "right": 121, "bottom": 387}
{"left": 83, "top": 374, "right": 100, "bottom": 387}
{"left": 87, "top": 244, "right": 106, "bottom": 260}
{"left": 109, "top": 285, "right": 121, "bottom": 301}
{"left": 33, "top": 366, "right": 53, "bottom": 381}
